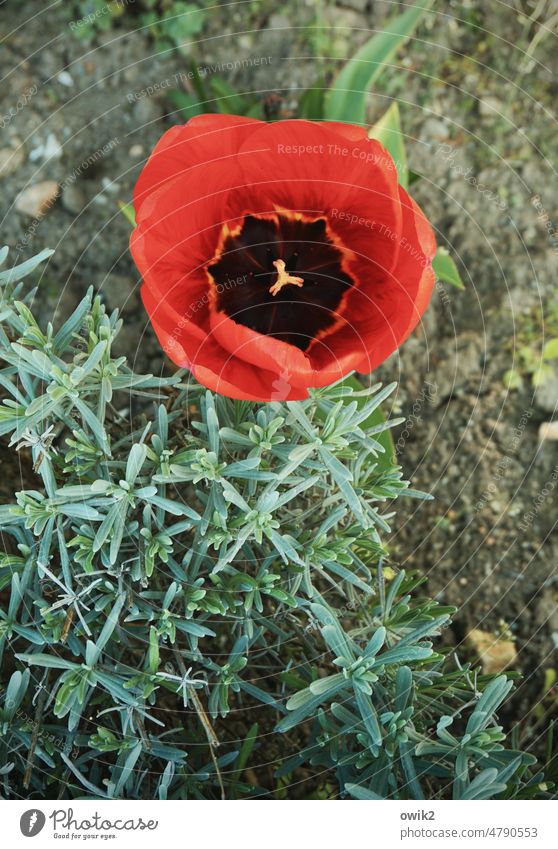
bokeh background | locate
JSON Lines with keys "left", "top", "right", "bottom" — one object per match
{"left": 1, "top": 0, "right": 557, "bottom": 764}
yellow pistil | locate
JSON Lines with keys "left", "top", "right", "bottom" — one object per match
{"left": 269, "top": 259, "right": 304, "bottom": 297}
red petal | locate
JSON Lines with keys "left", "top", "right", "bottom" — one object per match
{"left": 296, "top": 188, "right": 435, "bottom": 381}
{"left": 208, "top": 309, "right": 315, "bottom": 389}
{"left": 350, "top": 188, "right": 435, "bottom": 373}
{"left": 133, "top": 114, "right": 263, "bottom": 214}
{"left": 130, "top": 226, "right": 211, "bottom": 337}
{"left": 131, "top": 155, "right": 256, "bottom": 331}
{"left": 141, "top": 283, "right": 307, "bottom": 401}
{"left": 322, "top": 122, "right": 369, "bottom": 142}
{"left": 131, "top": 116, "right": 435, "bottom": 399}
{"left": 236, "top": 120, "right": 403, "bottom": 277}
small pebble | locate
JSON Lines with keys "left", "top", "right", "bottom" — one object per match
{"left": 467, "top": 628, "right": 517, "bottom": 674}
{"left": 15, "top": 181, "right": 59, "bottom": 218}
{"left": 29, "top": 133, "right": 62, "bottom": 162}
{"left": 0, "top": 146, "right": 25, "bottom": 177}
{"left": 57, "top": 71, "right": 74, "bottom": 87}
{"left": 538, "top": 421, "right": 558, "bottom": 442}
{"left": 129, "top": 144, "right": 144, "bottom": 157}
{"left": 61, "top": 183, "right": 86, "bottom": 215}
{"left": 101, "top": 177, "right": 120, "bottom": 194}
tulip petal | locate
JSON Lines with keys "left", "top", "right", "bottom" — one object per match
{"left": 130, "top": 115, "right": 436, "bottom": 401}
{"left": 236, "top": 120, "right": 403, "bottom": 276}
{"left": 141, "top": 282, "right": 307, "bottom": 401}
{"left": 133, "top": 114, "right": 264, "bottom": 214}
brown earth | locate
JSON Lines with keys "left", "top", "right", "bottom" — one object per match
{"left": 1, "top": 0, "right": 557, "bottom": 761}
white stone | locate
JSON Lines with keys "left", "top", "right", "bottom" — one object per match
{"left": 29, "top": 133, "right": 62, "bottom": 162}
{"left": 57, "top": 71, "right": 74, "bottom": 87}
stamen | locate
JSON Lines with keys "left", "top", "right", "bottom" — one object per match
{"left": 269, "top": 259, "right": 304, "bottom": 297}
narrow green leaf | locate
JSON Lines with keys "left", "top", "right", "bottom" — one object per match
{"left": 167, "top": 89, "right": 205, "bottom": 120}
{"left": 432, "top": 249, "right": 465, "bottom": 290}
{"left": 118, "top": 201, "right": 136, "bottom": 228}
{"left": 325, "top": 0, "right": 434, "bottom": 123}
{"left": 369, "top": 101, "right": 408, "bottom": 188}
{"left": 335, "top": 375, "right": 395, "bottom": 467}
{"left": 354, "top": 686, "right": 382, "bottom": 746}
{"left": 0, "top": 248, "right": 54, "bottom": 285}
{"left": 345, "top": 783, "right": 384, "bottom": 800}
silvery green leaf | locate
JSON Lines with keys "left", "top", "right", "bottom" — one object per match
{"left": 277, "top": 442, "right": 316, "bottom": 479}
{"left": 321, "top": 624, "right": 353, "bottom": 663}
{"left": 0, "top": 248, "right": 53, "bottom": 284}
{"left": 274, "top": 474, "right": 320, "bottom": 508}
{"left": 277, "top": 677, "right": 348, "bottom": 732}
{"left": 8, "top": 344, "right": 52, "bottom": 380}
{"left": 76, "top": 340, "right": 107, "bottom": 380}
{"left": 285, "top": 403, "right": 317, "bottom": 439}
{"left": 222, "top": 456, "right": 262, "bottom": 478}
{"left": 204, "top": 391, "right": 219, "bottom": 455}
{"left": 74, "top": 398, "right": 109, "bottom": 450}
{"left": 146, "top": 495, "right": 200, "bottom": 519}
{"left": 95, "top": 671, "right": 139, "bottom": 705}
{"left": 218, "top": 427, "right": 252, "bottom": 446}
{"left": 345, "top": 783, "right": 384, "bottom": 800}
{"left": 465, "top": 676, "right": 513, "bottom": 735}
{"left": 126, "top": 443, "right": 147, "bottom": 484}
{"left": 395, "top": 666, "right": 413, "bottom": 713}
{"left": 58, "top": 504, "right": 102, "bottom": 521}
{"left": 95, "top": 593, "right": 126, "bottom": 656}
{"left": 309, "top": 603, "right": 355, "bottom": 660}
{"left": 134, "top": 486, "right": 157, "bottom": 498}
{"left": 308, "top": 672, "right": 346, "bottom": 697}
{"left": 8, "top": 572, "right": 24, "bottom": 618}
{"left": 86, "top": 639, "right": 99, "bottom": 667}
{"left": 53, "top": 290, "right": 92, "bottom": 351}
{"left": 175, "top": 620, "right": 216, "bottom": 638}
{"left": 267, "top": 530, "right": 303, "bottom": 565}
{"left": 364, "top": 626, "right": 386, "bottom": 658}
{"left": 458, "top": 768, "right": 506, "bottom": 801}
{"left": 221, "top": 480, "right": 250, "bottom": 511}
{"left": 324, "top": 559, "right": 372, "bottom": 594}
{"left": 403, "top": 488, "right": 434, "bottom": 500}
{"left": 60, "top": 754, "right": 108, "bottom": 798}
{"left": 0, "top": 372, "right": 27, "bottom": 405}
{"left": 354, "top": 686, "right": 382, "bottom": 747}
{"left": 114, "top": 740, "right": 143, "bottom": 797}
{"left": 4, "top": 669, "right": 29, "bottom": 718}
{"left": 16, "top": 653, "right": 78, "bottom": 670}
{"left": 93, "top": 502, "right": 121, "bottom": 553}
{"left": 56, "top": 485, "right": 97, "bottom": 498}
{"left": 91, "top": 480, "right": 111, "bottom": 493}
{"left": 109, "top": 500, "right": 129, "bottom": 564}
{"left": 240, "top": 680, "right": 282, "bottom": 708}
{"left": 400, "top": 740, "right": 425, "bottom": 799}
{"left": 13, "top": 625, "right": 45, "bottom": 644}
{"left": 395, "top": 615, "right": 451, "bottom": 647}
{"left": 377, "top": 644, "right": 433, "bottom": 666}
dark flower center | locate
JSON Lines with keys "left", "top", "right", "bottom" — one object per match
{"left": 207, "top": 213, "right": 355, "bottom": 350}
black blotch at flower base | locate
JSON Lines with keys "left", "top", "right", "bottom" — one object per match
{"left": 207, "top": 213, "right": 355, "bottom": 351}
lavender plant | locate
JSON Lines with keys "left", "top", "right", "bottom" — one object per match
{"left": 0, "top": 247, "right": 542, "bottom": 800}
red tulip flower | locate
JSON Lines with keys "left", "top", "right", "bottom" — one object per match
{"left": 130, "top": 114, "right": 435, "bottom": 401}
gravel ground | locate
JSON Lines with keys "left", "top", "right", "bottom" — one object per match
{"left": 1, "top": 0, "right": 557, "bottom": 754}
